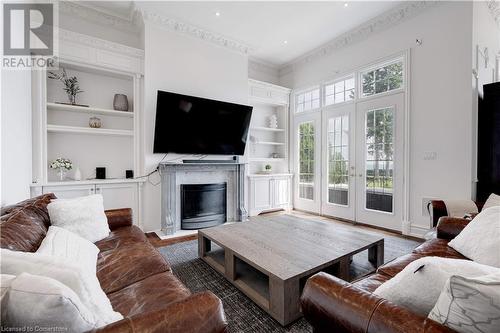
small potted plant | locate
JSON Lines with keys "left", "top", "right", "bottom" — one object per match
{"left": 264, "top": 164, "right": 272, "bottom": 174}
{"left": 48, "top": 68, "right": 84, "bottom": 106}
{"left": 50, "top": 158, "right": 73, "bottom": 181}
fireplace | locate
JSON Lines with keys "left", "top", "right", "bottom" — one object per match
{"left": 181, "top": 183, "right": 227, "bottom": 230}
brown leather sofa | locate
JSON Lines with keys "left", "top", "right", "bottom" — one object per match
{"left": 300, "top": 210, "right": 475, "bottom": 333}
{"left": 0, "top": 194, "right": 227, "bottom": 333}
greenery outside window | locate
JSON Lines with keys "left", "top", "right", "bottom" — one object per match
{"left": 299, "top": 122, "right": 315, "bottom": 200}
{"left": 361, "top": 60, "right": 403, "bottom": 97}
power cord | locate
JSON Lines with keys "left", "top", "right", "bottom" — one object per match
{"left": 134, "top": 154, "right": 207, "bottom": 186}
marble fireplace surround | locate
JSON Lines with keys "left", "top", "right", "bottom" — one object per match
{"left": 159, "top": 162, "right": 247, "bottom": 235}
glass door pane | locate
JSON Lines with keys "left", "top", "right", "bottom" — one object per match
{"left": 328, "top": 115, "right": 349, "bottom": 205}
{"left": 299, "top": 121, "right": 315, "bottom": 200}
{"left": 365, "top": 107, "right": 394, "bottom": 213}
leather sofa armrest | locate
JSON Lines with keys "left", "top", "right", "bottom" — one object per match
{"left": 436, "top": 216, "right": 470, "bottom": 240}
{"left": 301, "top": 272, "right": 453, "bottom": 333}
{"left": 105, "top": 208, "right": 133, "bottom": 230}
{"left": 91, "top": 291, "right": 227, "bottom": 333}
{"left": 429, "top": 200, "right": 448, "bottom": 227}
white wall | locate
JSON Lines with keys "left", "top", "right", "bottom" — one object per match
{"left": 280, "top": 2, "right": 474, "bottom": 233}
{"left": 142, "top": 23, "right": 249, "bottom": 232}
{"left": 1, "top": 70, "right": 32, "bottom": 205}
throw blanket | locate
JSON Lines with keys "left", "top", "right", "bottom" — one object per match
{"left": 443, "top": 200, "right": 478, "bottom": 218}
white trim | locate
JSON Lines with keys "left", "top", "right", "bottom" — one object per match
{"left": 403, "top": 49, "right": 411, "bottom": 235}
{"left": 138, "top": 8, "right": 252, "bottom": 55}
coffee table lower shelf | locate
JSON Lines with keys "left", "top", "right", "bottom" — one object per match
{"left": 198, "top": 232, "right": 384, "bottom": 326}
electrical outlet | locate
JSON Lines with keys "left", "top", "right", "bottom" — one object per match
{"left": 422, "top": 197, "right": 436, "bottom": 216}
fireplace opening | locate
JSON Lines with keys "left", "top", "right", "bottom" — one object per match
{"left": 181, "top": 183, "right": 227, "bottom": 230}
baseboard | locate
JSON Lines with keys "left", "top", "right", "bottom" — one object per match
{"left": 409, "top": 224, "right": 431, "bottom": 239}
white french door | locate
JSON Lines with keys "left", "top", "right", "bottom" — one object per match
{"left": 321, "top": 104, "right": 355, "bottom": 220}
{"left": 354, "top": 93, "right": 404, "bottom": 230}
{"left": 293, "top": 112, "right": 321, "bottom": 213}
{"left": 293, "top": 93, "right": 405, "bottom": 231}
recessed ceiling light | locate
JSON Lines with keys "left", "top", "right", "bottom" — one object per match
{"left": 344, "top": 3, "right": 349, "bottom": 7}
{"left": 283, "top": 40, "right": 288, "bottom": 45}
{"left": 215, "top": 11, "right": 220, "bottom": 17}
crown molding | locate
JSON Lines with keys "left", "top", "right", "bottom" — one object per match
{"left": 137, "top": 8, "right": 252, "bottom": 55}
{"left": 59, "top": 28, "right": 144, "bottom": 58}
{"left": 487, "top": 0, "right": 500, "bottom": 28}
{"left": 279, "top": 1, "right": 438, "bottom": 76}
{"left": 249, "top": 58, "right": 280, "bottom": 77}
{"left": 59, "top": 1, "right": 139, "bottom": 34}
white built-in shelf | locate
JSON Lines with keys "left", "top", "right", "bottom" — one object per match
{"left": 250, "top": 127, "right": 285, "bottom": 132}
{"left": 254, "top": 141, "right": 285, "bottom": 146}
{"left": 47, "top": 125, "right": 133, "bottom": 137}
{"left": 47, "top": 103, "right": 134, "bottom": 118}
{"left": 249, "top": 158, "right": 285, "bottom": 162}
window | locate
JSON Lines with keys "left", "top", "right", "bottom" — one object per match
{"left": 328, "top": 115, "right": 349, "bottom": 205}
{"left": 296, "top": 88, "right": 320, "bottom": 113}
{"left": 361, "top": 60, "right": 403, "bottom": 97}
{"left": 298, "top": 121, "right": 315, "bottom": 200}
{"left": 365, "top": 107, "right": 394, "bottom": 213}
{"left": 325, "top": 77, "right": 355, "bottom": 106}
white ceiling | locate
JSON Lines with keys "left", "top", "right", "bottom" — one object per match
{"left": 81, "top": 1, "right": 402, "bottom": 66}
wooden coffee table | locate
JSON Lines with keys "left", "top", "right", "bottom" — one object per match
{"left": 198, "top": 217, "right": 384, "bottom": 325}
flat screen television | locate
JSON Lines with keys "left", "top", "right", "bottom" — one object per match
{"left": 153, "top": 90, "right": 253, "bottom": 155}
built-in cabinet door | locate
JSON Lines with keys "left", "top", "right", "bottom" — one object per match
{"left": 251, "top": 178, "right": 273, "bottom": 212}
{"left": 96, "top": 183, "right": 138, "bottom": 224}
{"left": 274, "top": 177, "right": 290, "bottom": 207}
{"left": 43, "top": 185, "right": 95, "bottom": 198}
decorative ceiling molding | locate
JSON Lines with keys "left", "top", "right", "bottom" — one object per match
{"left": 137, "top": 8, "right": 253, "bottom": 55}
{"left": 248, "top": 58, "right": 280, "bottom": 77}
{"left": 59, "top": 1, "right": 139, "bottom": 34}
{"left": 59, "top": 28, "right": 144, "bottom": 58}
{"left": 279, "top": 1, "right": 438, "bottom": 76}
{"left": 487, "top": 0, "right": 500, "bottom": 27}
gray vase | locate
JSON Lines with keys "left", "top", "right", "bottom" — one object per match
{"left": 113, "top": 94, "right": 129, "bottom": 111}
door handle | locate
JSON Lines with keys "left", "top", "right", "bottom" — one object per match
{"left": 358, "top": 174, "right": 363, "bottom": 177}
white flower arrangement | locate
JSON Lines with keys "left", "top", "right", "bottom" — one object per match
{"left": 49, "top": 158, "right": 73, "bottom": 171}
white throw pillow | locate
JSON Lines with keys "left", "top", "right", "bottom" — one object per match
{"left": 482, "top": 193, "right": 500, "bottom": 210}
{"left": 0, "top": 249, "right": 122, "bottom": 327}
{"left": 48, "top": 194, "right": 110, "bottom": 242}
{"left": 37, "top": 226, "right": 100, "bottom": 274}
{"left": 1, "top": 274, "right": 16, "bottom": 318}
{"left": 448, "top": 206, "right": 500, "bottom": 268}
{"left": 373, "top": 257, "right": 498, "bottom": 316}
{"left": 2, "top": 273, "right": 96, "bottom": 332}
{"left": 428, "top": 271, "right": 500, "bottom": 333}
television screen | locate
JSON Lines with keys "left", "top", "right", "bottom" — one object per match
{"left": 153, "top": 90, "right": 253, "bottom": 155}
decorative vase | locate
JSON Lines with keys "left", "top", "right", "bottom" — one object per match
{"left": 74, "top": 167, "right": 82, "bottom": 181}
{"left": 58, "top": 168, "right": 66, "bottom": 181}
{"left": 89, "top": 116, "right": 102, "bottom": 128}
{"left": 68, "top": 94, "right": 76, "bottom": 105}
{"left": 113, "top": 94, "right": 129, "bottom": 111}
{"left": 268, "top": 114, "right": 278, "bottom": 129}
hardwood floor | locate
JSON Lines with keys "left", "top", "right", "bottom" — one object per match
{"left": 146, "top": 210, "right": 422, "bottom": 248}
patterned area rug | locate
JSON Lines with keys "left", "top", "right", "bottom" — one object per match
{"left": 158, "top": 214, "right": 421, "bottom": 333}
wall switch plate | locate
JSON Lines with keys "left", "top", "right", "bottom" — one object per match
{"left": 423, "top": 152, "right": 437, "bottom": 160}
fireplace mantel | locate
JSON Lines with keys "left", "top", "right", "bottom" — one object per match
{"left": 159, "top": 162, "right": 247, "bottom": 235}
